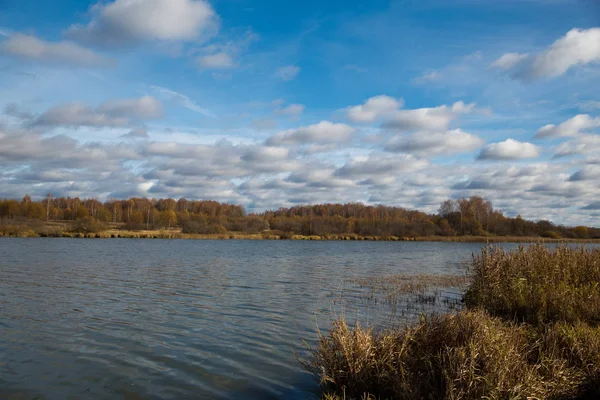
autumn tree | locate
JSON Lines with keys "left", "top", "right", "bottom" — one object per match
{"left": 159, "top": 210, "right": 177, "bottom": 229}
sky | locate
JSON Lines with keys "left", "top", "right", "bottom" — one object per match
{"left": 0, "top": 0, "right": 599, "bottom": 226}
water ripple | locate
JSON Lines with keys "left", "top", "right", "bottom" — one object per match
{"left": 3, "top": 238, "right": 592, "bottom": 399}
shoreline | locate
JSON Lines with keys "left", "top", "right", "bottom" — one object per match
{"left": 1, "top": 230, "right": 599, "bottom": 243}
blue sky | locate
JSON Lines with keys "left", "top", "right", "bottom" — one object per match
{"left": 0, "top": 0, "right": 599, "bottom": 225}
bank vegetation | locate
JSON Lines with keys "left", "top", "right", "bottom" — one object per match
{"left": 1, "top": 195, "right": 598, "bottom": 241}
{"left": 301, "top": 245, "right": 600, "bottom": 399}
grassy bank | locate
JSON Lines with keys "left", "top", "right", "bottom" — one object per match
{"left": 302, "top": 245, "right": 600, "bottom": 399}
{"left": 1, "top": 221, "right": 599, "bottom": 243}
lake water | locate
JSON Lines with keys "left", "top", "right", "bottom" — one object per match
{"left": 1, "top": 239, "right": 590, "bottom": 399}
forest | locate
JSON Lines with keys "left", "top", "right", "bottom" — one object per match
{"left": 0, "top": 194, "right": 598, "bottom": 239}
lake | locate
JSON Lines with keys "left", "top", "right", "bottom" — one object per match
{"left": 1, "top": 239, "right": 588, "bottom": 399}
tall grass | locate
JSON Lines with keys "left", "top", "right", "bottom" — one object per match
{"left": 465, "top": 245, "right": 600, "bottom": 325}
{"left": 302, "top": 244, "right": 600, "bottom": 399}
{"left": 302, "top": 311, "right": 583, "bottom": 400}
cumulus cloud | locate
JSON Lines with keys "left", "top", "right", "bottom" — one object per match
{"left": 583, "top": 201, "right": 600, "bottom": 210}
{"left": 568, "top": 165, "right": 600, "bottom": 181}
{"left": 491, "top": 28, "right": 600, "bottom": 81}
{"left": 478, "top": 139, "right": 540, "bottom": 160}
{"left": 33, "top": 104, "right": 130, "bottom": 128}
{"left": 346, "top": 95, "right": 403, "bottom": 123}
{"left": 490, "top": 53, "right": 529, "bottom": 70}
{"left": 553, "top": 134, "right": 600, "bottom": 158}
{"left": 241, "top": 146, "right": 289, "bottom": 163}
{"left": 1, "top": 91, "right": 598, "bottom": 225}
{"left": 122, "top": 127, "right": 149, "bottom": 138}
{"left": 335, "top": 153, "right": 428, "bottom": 179}
{"left": 3, "top": 103, "right": 34, "bottom": 121}
{"left": 1, "top": 120, "right": 598, "bottom": 225}
{"left": 66, "top": 0, "right": 218, "bottom": 47}
{"left": 33, "top": 96, "right": 163, "bottom": 128}
{"left": 385, "top": 129, "right": 483, "bottom": 156}
{"left": 143, "top": 140, "right": 301, "bottom": 178}
{"left": 0, "top": 33, "right": 114, "bottom": 67}
{"left": 98, "top": 96, "right": 163, "bottom": 119}
{"left": 383, "top": 101, "right": 476, "bottom": 131}
{"left": 536, "top": 114, "right": 600, "bottom": 138}
{"left": 197, "top": 52, "right": 235, "bottom": 69}
{"left": 287, "top": 168, "right": 355, "bottom": 188}
{"left": 0, "top": 129, "right": 138, "bottom": 174}
{"left": 266, "top": 121, "right": 354, "bottom": 146}
{"left": 275, "top": 65, "right": 300, "bottom": 81}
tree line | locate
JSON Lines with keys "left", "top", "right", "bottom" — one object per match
{"left": 0, "top": 194, "right": 598, "bottom": 239}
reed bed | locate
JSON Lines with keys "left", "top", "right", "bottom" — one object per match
{"left": 465, "top": 245, "right": 600, "bottom": 325}
{"left": 302, "top": 244, "right": 600, "bottom": 400}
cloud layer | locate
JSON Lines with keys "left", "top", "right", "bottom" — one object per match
{"left": 0, "top": 2, "right": 599, "bottom": 227}
{"left": 32, "top": 96, "right": 163, "bottom": 128}
{"left": 492, "top": 28, "right": 600, "bottom": 81}
{"left": 0, "top": 34, "right": 114, "bottom": 67}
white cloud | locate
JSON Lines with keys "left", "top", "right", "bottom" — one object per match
{"left": 123, "top": 127, "right": 149, "bottom": 138}
{"left": 66, "top": 0, "right": 218, "bottom": 47}
{"left": 0, "top": 33, "right": 114, "bottom": 67}
{"left": 266, "top": 121, "right": 354, "bottom": 146}
{"left": 241, "top": 146, "right": 289, "bottom": 163}
{"left": 34, "top": 103, "right": 130, "bottom": 128}
{"left": 490, "top": 53, "right": 529, "bottom": 69}
{"left": 150, "top": 85, "right": 216, "bottom": 118}
{"left": 335, "top": 153, "right": 428, "bottom": 178}
{"left": 98, "top": 96, "right": 163, "bottom": 119}
{"left": 384, "top": 101, "right": 475, "bottom": 131}
{"left": 492, "top": 28, "right": 600, "bottom": 81}
{"left": 275, "top": 104, "right": 305, "bottom": 117}
{"left": 568, "top": 165, "right": 600, "bottom": 181}
{"left": 385, "top": 129, "right": 484, "bottom": 156}
{"left": 413, "top": 70, "right": 443, "bottom": 84}
{"left": 478, "top": 139, "right": 540, "bottom": 160}
{"left": 275, "top": 65, "right": 300, "bottom": 81}
{"left": 287, "top": 168, "right": 355, "bottom": 188}
{"left": 33, "top": 96, "right": 163, "bottom": 128}
{"left": 535, "top": 114, "right": 600, "bottom": 138}
{"left": 553, "top": 134, "right": 600, "bottom": 158}
{"left": 197, "top": 52, "right": 235, "bottom": 69}
{"left": 346, "top": 95, "right": 403, "bottom": 123}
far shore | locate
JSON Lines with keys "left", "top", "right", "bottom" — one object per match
{"left": 1, "top": 228, "right": 599, "bottom": 243}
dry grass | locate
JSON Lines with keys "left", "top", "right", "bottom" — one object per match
{"left": 303, "top": 244, "right": 600, "bottom": 400}
{"left": 465, "top": 244, "right": 600, "bottom": 325}
{"left": 301, "top": 311, "right": 582, "bottom": 400}
{"left": 541, "top": 321, "right": 600, "bottom": 392}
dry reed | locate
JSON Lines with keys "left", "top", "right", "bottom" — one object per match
{"left": 302, "top": 244, "right": 600, "bottom": 399}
